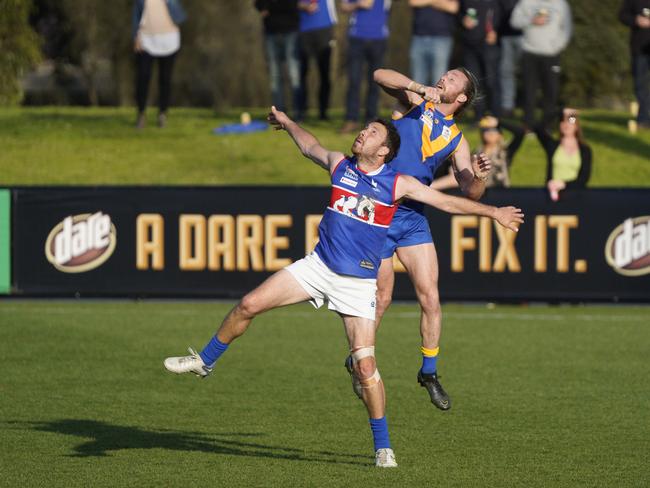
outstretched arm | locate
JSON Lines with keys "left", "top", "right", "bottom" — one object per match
{"left": 395, "top": 175, "right": 524, "bottom": 232}
{"left": 267, "top": 106, "right": 344, "bottom": 173}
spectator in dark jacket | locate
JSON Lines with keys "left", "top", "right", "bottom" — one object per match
{"left": 459, "top": 0, "right": 503, "bottom": 119}
{"left": 255, "top": 0, "right": 301, "bottom": 118}
{"left": 619, "top": 0, "right": 650, "bottom": 130}
{"left": 535, "top": 108, "right": 591, "bottom": 201}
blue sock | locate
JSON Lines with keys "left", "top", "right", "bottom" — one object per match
{"left": 369, "top": 416, "right": 391, "bottom": 451}
{"left": 199, "top": 336, "right": 229, "bottom": 366}
{"left": 421, "top": 346, "right": 439, "bottom": 374}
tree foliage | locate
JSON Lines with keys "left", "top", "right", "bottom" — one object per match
{"left": 0, "top": 0, "right": 41, "bottom": 105}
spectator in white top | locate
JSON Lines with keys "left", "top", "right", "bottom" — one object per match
{"left": 132, "top": 0, "right": 186, "bottom": 128}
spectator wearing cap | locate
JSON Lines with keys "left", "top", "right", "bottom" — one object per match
{"left": 475, "top": 115, "right": 525, "bottom": 187}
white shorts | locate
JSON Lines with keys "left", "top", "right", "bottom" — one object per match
{"left": 285, "top": 252, "right": 377, "bottom": 320}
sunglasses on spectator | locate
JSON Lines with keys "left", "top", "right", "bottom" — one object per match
{"left": 564, "top": 114, "right": 578, "bottom": 124}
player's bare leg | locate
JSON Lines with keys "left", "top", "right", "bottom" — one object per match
{"left": 345, "top": 256, "right": 394, "bottom": 399}
{"left": 375, "top": 256, "right": 396, "bottom": 329}
{"left": 216, "top": 269, "right": 312, "bottom": 343}
{"left": 396, "top": 242, "right": 450, "bottom": 410}
{"left": 164, "top": 270, "right": 312, "bottom": 376}
{"left": 341, "top": 314, "right": 397, "bottom": 467}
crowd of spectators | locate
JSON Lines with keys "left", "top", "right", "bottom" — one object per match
{"left": 132, "top": 0, "right": 650, "bottom": 195}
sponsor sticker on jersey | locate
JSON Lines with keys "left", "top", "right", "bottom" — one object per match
{"left": 442, "top": 125, "right": 452, "bottom": 141}
{"left": 344, "top": 167, "right": 359, "bottom": 180}
{"left": 359, "top": 259, "right": 375, "bottom": 270}
{"left": 419, "top": 109, "right": 434, "bottom": 129}
{"left": 340, "top": 176, "right": 358, "bottom": 188}
{"left": 604, "top": 216, "right": 650, "bottom": 276}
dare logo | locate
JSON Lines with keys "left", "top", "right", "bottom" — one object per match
{"left": 45, "top": 212, "right": 117, "bottom": 273}
{"left": 604, "top": 216, "right": 650, "bottom": 277}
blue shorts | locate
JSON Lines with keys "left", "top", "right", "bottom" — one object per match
{"left": 380, "top": 208, "right": 433, "bottom": 259}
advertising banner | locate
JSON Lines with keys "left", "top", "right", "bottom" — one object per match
{"left": 0, "top": 189, "right": 10, "bottom": 294}
{"left": 10, "top": 187, "right": 650, "bottom": 301}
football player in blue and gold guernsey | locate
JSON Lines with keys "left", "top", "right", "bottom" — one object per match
{"left": 164, "top": 106, "right": 523, "bottom": 468}
{"left": 349, "top": 67, "right": 490, "bottom": 411}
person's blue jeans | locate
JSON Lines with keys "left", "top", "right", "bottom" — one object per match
{"left": 264, "top": 32, "right": 301, "bottom": 117}
{"left": 409, "top": 35, "right": 453, "bottom": 86}
{"left": 633, "top": 52, "right": 650, "bottom": 125}
{"left": 345, "top": 37, "right": 387, "bottom": 122}
{"left": 499, "top": 35, "right": 522, "bottom": 113}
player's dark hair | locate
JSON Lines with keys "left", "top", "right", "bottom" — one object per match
{"left": 372, "top": 118, "right": 401, "bottom": 163}
{"left": 454, "top": 67, "right": 482, "bottom": 118}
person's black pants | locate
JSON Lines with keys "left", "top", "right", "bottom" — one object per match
{"left": 462, "top": 42, "right": 501, "bottom": 119}
{"left": 522, "top": 51, "right": 560, "bottom": 129}
{"left": 135, "top": 51, "right": 177, "bottom": 114}
{"left": 298, "top": 27, "right": 333, "bottom": 120}
{"left": 345, "top": 37, "right": 387, "bottom": 122}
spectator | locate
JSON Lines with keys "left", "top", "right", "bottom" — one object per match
{"left": 408, "top": 0, "right": 459, "bottom": 87}
{"left": 458, "top": 0, "right": 503, "bottom": 119}
{"left": 475, "top": 115, "right": 525, "bottom": 187}
{"left": 498, "top": 0, "right": 522, "bottom": 117}
{"left": 535, "top": 108, "right": 591, "bottom": 201}
{"left": 340, "top": 0, "right": 392, "bottom": 134}
{"left": 619, "top": 0, "right": 650, "bottom": 130}
{"left": 132, "top": 0, "right": 187, "bottom": 129}
{"left": 510, "top": 0, "right": 572, "bottom": 130}
{"left": 297, "top": 0, "right": 337, "bottom": 120}
{"left": 255, "top": 0, "right": 301, "bottom": 119}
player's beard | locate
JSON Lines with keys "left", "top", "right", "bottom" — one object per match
{"left": 439, "top": 90, "right": 458, "bottom": 104}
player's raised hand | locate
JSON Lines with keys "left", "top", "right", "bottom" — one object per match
{"left": 472, "top": 152, "right": 492, "bottom": 180}
{"left": 495, "top": 206, "right": 524, "bottom": 232}
{"left": 422, "top": 86, "right": 441, "bottom": 103}
{"left": 267, "top": 106, "right": 291, "bottom": 130}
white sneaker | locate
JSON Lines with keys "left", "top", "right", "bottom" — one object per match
{"left": 164, "top": 347, "right": 213, "bottom": 378}
{"left": 375, "top": 448, "right": 398, "bottom": 468}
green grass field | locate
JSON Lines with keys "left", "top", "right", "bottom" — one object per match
{"left": 1, "top": 301, "right": 648, "bottom": 487}
{"left": 1, "top": 106, "right": 649, "bottom": 186}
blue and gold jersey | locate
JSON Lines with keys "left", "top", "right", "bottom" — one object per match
{"left": 389, "top": 100, "right": 463, "bottom": 186}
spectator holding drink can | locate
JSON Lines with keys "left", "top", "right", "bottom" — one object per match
{"left": 459, "top": 0, "right": 503, "bottom": 119}
{"left": 510, "top": 0, "right": 572, "bottom": 131}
